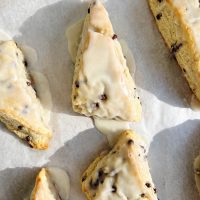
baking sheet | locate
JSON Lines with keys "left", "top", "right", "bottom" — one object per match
{"left": 0, "top": 0, "right": 200, "bottom": 199}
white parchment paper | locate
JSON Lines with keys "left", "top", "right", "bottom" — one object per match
{"left": 0, "top": 0, "right": 200, "bottom": 199}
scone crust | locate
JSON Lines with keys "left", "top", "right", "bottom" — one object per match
{"left": 81, "top": 130, "right": 157, "bottom": 200}
{"left": 148, "top": 0, "right": 200, "bottom": 101}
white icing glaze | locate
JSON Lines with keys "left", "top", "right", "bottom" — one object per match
{"left": 30, "top": 71, "right": 52, "bottom": 122}
{"left": 0, "top": 30, "right": 12, "bottom": 41}
{"left": 66, "top": 19, "right": 84, "bottom": 63}
{"left": 19, "top": 44, "right": 38, "bottom": 67}
{"left": 0, "top": 41, "right": 49, "bottom": 129}
{"left": 119, "top": 39, "right": 136, "bottom": 75}
{"left": 194, "top": 155, "right": 200, "bottom": 193}
{"left": 47, "top": 168, "right": 70, "bottom": 200}
{"left": 94, "top": 118, "right": 130, "bottom": 146}
{"left": 76, "top": 30, "right": 140, "bottom": 120}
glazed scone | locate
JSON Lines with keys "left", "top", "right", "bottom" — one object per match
{"left": 72, "top": 0, "right": 142, "bottom": 122}
{"left": 0, "top": 40, "right": 51, "bottom": 149}
{"left": 81, "top": 130, "right": 158, "bottom": 200}
{"left": 30, "top": 168, "right": 70, "bottom": 200}
{"left": 148, "top": 0, "right": 200, "bottom": 101}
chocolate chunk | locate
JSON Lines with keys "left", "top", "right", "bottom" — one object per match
{"left": 23, "top": 60, "right": 28, "bottom": 67}
{"left": 195, "top": 168, "right": 200, "bottom": 175}
{"left": 127, "top": 139, "right": 134, "bottom": 145}
{"left": 82, "top": 175, "right": 87, "bottom": 182}
{"left": 75, "top": 80, "right": 80, "bottom": 88}
{"left": 171, "top": 42, "right": 183, "bottom": 54}
{"left": 25, "top": 136, "right": 31, "bottom": 142}
{"left": 88, "top": 7, "right": 90, "bottom": 13}
{"left": 141, "top": 193, "right": 145, "bottom": 198}
{"left": 17, "top": 125, "right": 23, "bottom": 130}
{"left": 140, "top": 145, "right": 146, "bottom": 153}
{"left": 156, "top": 13, "right": 162, "bottom": 20}
{"left": 29, "top": 144, "right": 33, "bottom": 148}
{"left": 100, "top": 94, "right": 107, "bottom": 101}
{"left": 145, "top": 182, "right": 151, "bottom": 188}
{"left": 154, "top": 188, "right": 157, "bottom": 194}
{"left": 26, "top": 81, "right": 31, "bottom": 86}
{"left": 90, "top": 179, "right": 99, "bottom": 190}
{"left": 112, "top": 185, "right": 117, "bottom": 193}
{"left": 95, "top": 103, "right": 99, "bottom": 108}
{"left": 112, "top": 34, "right": 118, "bottom": 40}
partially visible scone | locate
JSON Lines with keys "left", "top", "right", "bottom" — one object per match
{"left": 148, "top": 0, "right": 200, "bottom": 101}
{"left": 72, "top": 0, "right": 142, "bottom": 122}
{"left": 81, "top": 130, "right": 158, "bottom": 200}
{"left": 194, "top": 155, "right": 200, "bottom": 194}
{"left": 30, "top": 168, "right": 70, "bottom": 200}
{"left": 0, "top": 40, "right": 52, "bottom": 149}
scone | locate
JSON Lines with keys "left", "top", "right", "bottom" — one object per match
{"left": 194, "top": 155, "right": 200, "bottom": 194}
{"left": 81, "top": 130, "right": 158, "bottom": 200}
{"left": 148, "top": 0, "right": 200, "bottom": 101}
{"left": 0, "top": 40, "right": 52, "bottom": 149}
{"left": 72, "top": 0, "right": 142, "bottom": 122}
{"left": 30, "top": 168, "right": 70, "bottom": 200}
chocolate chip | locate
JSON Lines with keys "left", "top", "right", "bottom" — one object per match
{"left": 16, "top": 52, "right": 18, "bottom": 57}
{"left": 145, "top": 182, "right": 151, "bottom": 188}
{"left": 195, "top": 169, "right": 200, "bottom": 175}
{"left": 156, "top": 13, "right": 162, "bottom": 20}
{"left": 127, "top": 139, "right": 134, "bottom": 145}
{"left": 90, "top": 179, "right": 99, "bottom": 189}
{"left": 82, "top": 175, "right": 87, "bottom": 182}
{"left": 100, "top": 94, "right": 107, "bottom": 101}
{"left": 17, "top": 125, "right": 23, "bottom": 130}
{"left": 140, "top": 145, "right": 146, "bottom": 153}
{"left": 183, "top": 68, "right": 186, "bottom": 73}
{"left": 25, "top": 136, "right": 31, "bottom": 142}
{"left": 171, "top": 42, "right": 183, "bottom": 54}
{"left": 112, "top": 151, "right": 116, "bottom": 154}
{"left": 75, "top": 80, "right": 80, "bottom": 88}
{"left": 112, "top": 185, "right": 117, "bottom": 193}
{"left": 154, "top": 188, "right": 157, "bottom": 193}
{"left": 158, "top": 0, "right": 163, "bottom": 2}
{"left": 141, "top": 193, "right": 145, "bottom": 198}
{"left": 26, "top": 81, "right": 31, "bottom": 86}
{"left": 112, "top": 34, "right": 118, "bottom": 40}
{"left": 95, "top": 103, "right": 99, "bottom": 108}
{"left": 29, "top": 144, "right": 33, "bottom": 148}
{"left": 23, "top": 60, "right": 28, "bottom": 67}
{"left": 88, "top": 7, "right": 90, "bottom": 13}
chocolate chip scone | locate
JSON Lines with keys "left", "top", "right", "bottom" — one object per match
{"left": 72, "top": 0, "right": 142, "bottom": 122}
{"left": 148, "top": 0, "right": 200, "bottom": 101}
{"left": 30, "top": 168, "right": 70, "bottom": 200}
{"left": 81, "top": 130, "right": 158, "bottom": 200}
{"left": 0, "top": 40, "right": 52, "bottom": 149}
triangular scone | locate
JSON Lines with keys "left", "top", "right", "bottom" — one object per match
{"left": 148, "top": 0, "right": 200, "bottom": 101}
{"left": 81, "top": 130, "right": 158, "bottom": 200}
{"left": 0, "top": 40, "right": 51, "bottom": 149}
{"left": 72, "top": 1, "right": 142, "bottom": 122}
{"left": 30, "top": 168, "right": 70, "bottom": 200}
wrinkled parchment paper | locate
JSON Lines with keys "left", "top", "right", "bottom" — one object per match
{"left": 0, "top": 0, "right": 200, "bottom": 199}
